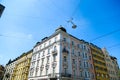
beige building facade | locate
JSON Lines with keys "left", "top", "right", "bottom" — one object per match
{"left": 12, "top": 49, "right": 32, "bottom": 80}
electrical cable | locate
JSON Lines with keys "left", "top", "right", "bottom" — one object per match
{"left": 90, "top": 28, "right": 120, "bottom": 42}
{"left": 71, "top": 0, "right": 81, "bottom": 17}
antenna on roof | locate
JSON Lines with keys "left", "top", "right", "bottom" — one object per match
{"left": 67, "top": 18, "right": 77, "bottom": 29}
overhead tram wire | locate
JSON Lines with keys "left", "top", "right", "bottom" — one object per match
{"left": 107, "top": 43, "right": 120, "bottom": 49}
{"left": 71, "top": 0, "right": 81, "bottom": 18}
{"left": 50, "top": 0, "right": 81, "bottom": 19}
{"left": 89, "top": 28, "right": 120, "bottom": 42}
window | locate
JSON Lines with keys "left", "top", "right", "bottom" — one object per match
{"left": 47, "top": 56, "right": 49, "bottom": 63}
{"left": 54, "top": 46, "right": 57, "bottom": 51}
{"left": 42, "top": 51, "right": 45, "bottom": 57}
{"left": 79, "top": 61, "right": 82, "bottom": 67}
{"left": 53, "top": 54, "right": 57, "bottom": 62}
{"left": 40, "top": 45, "right": 42, "bottom": 50}
{"left": 91, "top": 64, "right": 93, "bottom": 69}
{"left": 80, "top": 71, "right": 82, "bottom": 77}
{"left": 41, "top": 58, "right": 44, "bottom": 65}
{"left": 63, "top": 56, "right": 67, "bottom": 62}
{"left": 30, "top": 68, "right": 34, "bottom": 77}
{"left": 49, "top": 40, "right": 51, "bottom": 45}
{"left": 44, "top": 43, "right": 46, "bottom": 47}
{"left": 64, "top": 68, "right": 67, "bottom": 74}
{"left": 89, "top": 56, "right": 91, "bottom": 60}
{"left": 72, "top": 49, "right": 74, "bottom": 54}
{"left": 35, "top": 68, "right": 39, "bottom": 76}
{"left": 63, "top": 38, "right": 66, "bottom": 42}
{"left": 55, "top": 37, "right": 57, "bottom": 42}
{"left": 37, "top": 60, "right": 40, "bottom": 67}
{"left": 78, "top": 52, "right": 80, "bottom": 56}
{"left": 83, "top": 52, "right": 87, "bottom": 58}
{"left": 73, "top": 70, "right": 75, "bottom": 76}
{"left": 48, "top": 49, "right": 50, "bottom": 54}
{"left": 53, "top": 67, "right": 55, "bottom": 74}
{"left": 33, "top": 54, "right": 36, "bottom": 60}
{"left": 38, "top": 53, "right": 40, "bottom": 58}
{"left": 85, "top": 53, "right": 87, "bottom": 58}
{"left": 83, "top": 45, "right": 86, "bottom": 50}
{"left": 84, "top": 71, "right": 90, "bottom": 78}
{"left": 72, "top": 41, "right": 74, "bottom": 45}
{"left": 46, "top": 69, "right": 48, "bottom": 75}
{"left": 34, "top": 47, "right": 38, "bottom": 52}
{"left": 77, "top": 44, "right": 79, "bottom": 48}
{"left": 84, "top": 61, "right": 88, "bottom": 68}
{"left": 92, "top": 73, "right": 94, "bottom": 78}
{"left": 40, "top": 70, "right": 42, "bottom": 76}
{"left": 72, "top": 59, "right": 75, "bottom": 64}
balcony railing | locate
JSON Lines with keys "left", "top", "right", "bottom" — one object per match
{"left": 62, "top": 48, "right": 69, "bottom": 56}
{"left": 63, "top": 61, "right": 68, "bottom": 68}
{"left": 61, "top": 73, "right": 71, "bottom": 77}
{"left": 40, "top": 65, "right": 44, "bottom": 70}
{"left": 48, "top": 73, "right": 57, "bottom": 78}
{"left": 52, "top": 50, "right": 57, "bottom": 55}
{"left": 52, "top": 62, "right": 57, "bottom": 68}
{"left": 45, "top": 64, "right": 49, "bottom": 69}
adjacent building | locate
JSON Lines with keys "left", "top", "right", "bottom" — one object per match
{"left": 118, "top": 69, "right": 120, "bottom": 80}
{"left": 102, "top": 48, "right": 119, "bottom": 80}
{"left": 3, "top": 59, "right": 17, "bottom": 80}
{"left": 0, "top": 65, "right": 4, "bottom": 80}
{"left": 28, "top": 27, "right": 96, "bottom": 80}
{"left": 11, "top": 49, "right": 32, "bottom": 80}
{"left": 0, "top": 3, "right": 5, "bottom": 17}
{"left": 90, "top": 45, "right": 109, "bottom": 80}
{"left": 110, "top": 56, "right": 119, "bottom": 80}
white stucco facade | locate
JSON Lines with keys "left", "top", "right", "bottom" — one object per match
{"left": 28, "top": 27, "right": 96, "bottom": 80}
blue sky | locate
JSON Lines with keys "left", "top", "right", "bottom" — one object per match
{"left": 0, "top": 0, "right": 120, "bottom": 66}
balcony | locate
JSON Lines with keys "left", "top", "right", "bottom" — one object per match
{"left": 40, "top": 65, "right": 44, "bottom": 70}
{"left": 45, "top": 64, "right": 49, "bottom": 69}
{"left": 25, "top": 64, "right": 30, "bottom": 67}
{"left": 61, "top": 73, "right": 71, "bottom": 77}
{"left": 48, "top": 73, "right": 57, "bottom": 78}
{"left": 52, "top": 50, "right": 57, "bottom": 55}
{"left": 63, "top": 61, "right": 68, "bottom": 68}
{"left": 52, "top": 62, "right": 57, "bottom": 68}
{"left": 62, "top": 48, "right": 69, "bottom": 56}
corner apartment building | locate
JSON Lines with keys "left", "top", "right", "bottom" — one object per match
{"left": 0, "top": 65, "right": 4, "bottom": 80}
{"left": 3, "top": 60, "right": 17, "bottom": 80}
{"left": 102, "top": 48, "right": 119, "bottom": 80}
{"left": 12, "top": 49, "right": 32, "bottom": 80}
{"left": 28, "top": 27, "right": 96, "bottom": 80}
{"left": 90, "top": 44, "right": 109, "bottom": 80}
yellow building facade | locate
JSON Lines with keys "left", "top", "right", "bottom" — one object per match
{"left": 90, "top": 44, "right": 110, "bottom": 80}
{"left": 12, "top": 49, "right": 32, "bottom": 80}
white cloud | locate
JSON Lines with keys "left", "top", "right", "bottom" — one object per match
{"left": 3, "top": 32, "right": 33, "bottom": 40}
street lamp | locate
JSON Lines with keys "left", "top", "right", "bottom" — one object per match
{"left": 67, "top": 18, "right": 77, "bottom": 29}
